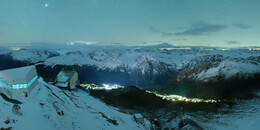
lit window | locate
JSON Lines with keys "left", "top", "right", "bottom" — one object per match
{"left": 0, "top": 75, "right": 38, "bottom": 89}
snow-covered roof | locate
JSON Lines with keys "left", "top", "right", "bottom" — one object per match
{"left": 57, "top": 71, "right": 77, "bottom": 82}
{"left": 0, "top": 65, "right": 36, "bottom": 81}
{"left": 134, "top": 113, "right": 143, "bottom": 119}
{"left": 57, "top": 72, "right": 69, "bottom": 82}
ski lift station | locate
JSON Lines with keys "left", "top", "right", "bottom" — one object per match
{"left": 0, "top": 65, "right": 38, "bottom": 98}
{"left": 55, "top": 69, "right": 79, "bottom": 90}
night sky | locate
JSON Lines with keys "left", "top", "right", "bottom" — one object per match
{"left": 0, "top": 0, "right": 259, "bottom": 47}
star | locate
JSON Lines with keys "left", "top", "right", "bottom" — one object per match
{"left": 44, "top": 3, "right": 48, "bottom": 7}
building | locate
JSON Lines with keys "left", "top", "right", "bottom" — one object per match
{"left": 55, "top": 69, "right": 79, "bottom": 90}
{"left": 0, "top": 65, "right": 38, "bottom": 98}
{"left": 134, "top": 113, "right": 144, "bottom": 124}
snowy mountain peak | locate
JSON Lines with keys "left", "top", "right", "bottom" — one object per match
{"left": 88, "top": 50, "right": 109, "bottom": 62}
{"left": 130, "top": 53, "right": 169, "bottom": 75}
{"left": 179, "top": 57, "right": 260, "bottom": 81}
{"left": 7, "top": 49, "right": 59, "bottom": 63}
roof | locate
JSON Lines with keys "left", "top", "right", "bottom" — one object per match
{"left": 0, "top": 65, "right": 36, "bottom": 81}
{"left": 57, "top": 71, "right": 77, "bottom": 82}
{"left": 134, "top": 113, "right": 143, "bottom": 118}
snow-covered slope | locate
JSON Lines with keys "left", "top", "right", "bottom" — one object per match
{"left": 165, "top": 91, "right": 260, "bottom": 129}
{"left": 5, "top": 49, "right": 59, "bottom": 63}
{"left": 178, "top": 56, "right": 260, "bottom": 81}
{"left": 0, "top": 79, "right": 152, "bottom": 130}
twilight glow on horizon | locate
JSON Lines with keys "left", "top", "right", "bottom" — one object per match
{"left": 0, "top": 0, "right": 259, "bottom": 47}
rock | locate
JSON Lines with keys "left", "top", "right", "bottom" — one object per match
{"left": 4, "top": 119, "right": 10, "bottom": 124}
{"left": 12, "top": 104, "right": 21, "bottom": 112}
{"left": 178, "top": 118, "right": 203, "bottom": 130}
{"left": 0, "top": 127, "right": 12, "bottom": 130}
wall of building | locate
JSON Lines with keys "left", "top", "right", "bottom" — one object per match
{"left": 70, "top": 73, "right": 78, "bottom": 85}
{"left": 8, "top": 78, "right": 38, "bottom": 98}
{"left": 27, "top": 78, "right": 38, "bottom": 93}
{"left": 11, "top": 88, "right": 29, "bottom": 98}
{"left": 25, "top": 67, "right": 38, "bottom": 83}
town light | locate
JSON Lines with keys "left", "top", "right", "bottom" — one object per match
{"left": 103, "top": 84, "right": 112, "bottom": 90}
{"left": 80, "top": 83, "right": 124, "bottom": 90}
{"left": 146, "top": 90, "right": 219, "bottom": 103}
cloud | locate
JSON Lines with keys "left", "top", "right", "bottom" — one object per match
{"left": 161, "top": 31, "right": 175, "bottom": 36}
{"left": 149, "top": 23, "right": 226, "bottom": 36}
{"left": 154, "top": 41, "right": 163, "bottom": 43}
{"left": 67, "top": 40, "right": 97, "bottom": 45}
{"left": 234, "top": 23, "right": 251, "bottom": 29}
{"left": 148, "top": 26, "right": 175, "bottom": 36}
{"left": 175, "top": 23, "right": 227, "bottom": 36}
{"left": 227, "top": 41, "right": 240, "bottom": 44}
{"left": 175, "top": 38, "right": 188, "bottom": 41}
{"left": 142, "top": 43, "right": 173, "bottom": 48}
{"left": 111, "top": 43, "right": 124, "bottom": 45}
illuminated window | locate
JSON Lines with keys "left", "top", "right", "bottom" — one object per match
{"left": 0, "top": 75, "right": 38, "bottom": 89}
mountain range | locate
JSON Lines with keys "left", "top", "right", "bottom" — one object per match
{"left": 0, "top": 45, "right": 259, "bottom": 88}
